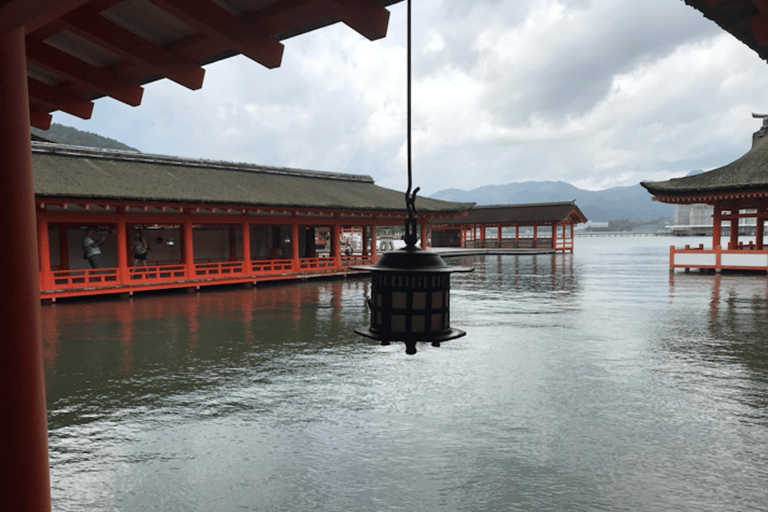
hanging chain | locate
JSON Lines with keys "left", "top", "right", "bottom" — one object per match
{"left": 403, "top": 0, "right": 419, "bottom": 249}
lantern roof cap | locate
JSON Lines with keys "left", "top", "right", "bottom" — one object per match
{"left": 353, "top": 246, "right": 473, "bottom": 273}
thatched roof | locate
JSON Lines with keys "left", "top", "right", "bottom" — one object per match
{"left": 32, "top": 142, "right": 473, "bottom": 214}
{"left": 641, "top": 128, "right": 768, "bottom": 200}
{"left": 430, "top": 201, "right": 587, "bottom": 225}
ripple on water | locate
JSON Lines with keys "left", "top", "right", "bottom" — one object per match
{"left": 44, "top": 238, "right": 768, "bottom": 512}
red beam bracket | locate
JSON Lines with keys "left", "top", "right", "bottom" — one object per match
{"left": 28, "top": 77, "right": 94, "bottom": 119}
{"left": 331, "top": 0, "right": 390, "bottom": 41}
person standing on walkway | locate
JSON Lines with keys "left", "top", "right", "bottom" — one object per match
{"left": 133, "top": 229, "right": 149, "bottom": 266}
{"left": 83, "top": 228, "right": 105, "bottom": 269}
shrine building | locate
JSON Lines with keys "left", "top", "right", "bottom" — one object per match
{"left": 642, "top": 116, "right": 768, "bottom": 272}
{"left": 33, "top": 142, "right": 473, "bottom": 301}
{"left": 429, "top": 201, "right": 587, "bottom": 253}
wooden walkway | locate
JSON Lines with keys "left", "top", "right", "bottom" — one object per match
{"left": 431, "top": 247, "right": 557, "bottom": 257}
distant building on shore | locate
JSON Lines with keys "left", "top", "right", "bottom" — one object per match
{"left": 669, "top": 203, "right": 756, "bottom": 236}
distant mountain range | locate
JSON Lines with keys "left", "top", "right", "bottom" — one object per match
{"left": 430, "top": 181, "right": 678, "bottom": 222}
{"left": 31, "top": 123, "right": 139, "bottom": 152}
{"left": 32, "top": 124, "right": 673, "bottom": 222}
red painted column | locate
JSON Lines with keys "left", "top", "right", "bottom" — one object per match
{"left": 331, "top": 222, "right": 341, "bottom": 269}
{"left": 291, "top": 221, "right": 300, "bottom": 270}
{"left": 183, "top": 220, "right": 194, "bottom": 279}
{"left": 515, "top": 225, "right": 519, "bottom": 247}
{"left": 729, "top": 206, "right": 739, "bottom": 250}
{"left": 497, "top": 224, "right": 502, "bottom": 248}
{"left": 757, "top": 210, "right": 765, "bottom": 250}
{"left": 552, "top": 223, "right": 558, "bottom": 250}
{"left": 361, "top": 226, "right": 369, "bottom": 257}
{"left": 242, "top": 221, "right": 251, "bottom": 274}
{"left": 533, "top": 225, "right": 538, "bottom": 248}
{"left": 0, "top": 27, "right": 52, "bottom": 511}
{"left": 116, "top": 218, "right": 128, "bottom": 284}
{"left": 37, "top": 215, "right": 52, "bottom": 292}
{"left": 712, "top": 204, "right": 722, "bottom": 249}
{"left": 420, "top": 222, "right": 427, "bottom": 249}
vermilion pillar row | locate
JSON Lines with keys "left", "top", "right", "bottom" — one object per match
{"left": 0, "top": 27, "right": 52, "bottom": 511}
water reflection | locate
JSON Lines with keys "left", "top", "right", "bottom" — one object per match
{"left": 44, "top": 281, "right": 371, "bottom": 431}
{"left": 666, "top": 272, "right": 768, "bottom": 417}
{"left": 43, "top": 240, "right": 768, "bottom": 512}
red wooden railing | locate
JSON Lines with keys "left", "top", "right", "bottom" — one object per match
{"left": 52, "top": 268, "right": 119, "bottom": 288}
{"left": 40, "top": 254, "right": 373, "bottom": 299}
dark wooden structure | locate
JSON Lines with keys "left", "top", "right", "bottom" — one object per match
{"left": 429, "top": 201, "right": 587, "bottom": 252}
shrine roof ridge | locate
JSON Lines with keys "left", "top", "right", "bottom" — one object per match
{"left": 31, "top": 141, "right": 374, "bottom": 184}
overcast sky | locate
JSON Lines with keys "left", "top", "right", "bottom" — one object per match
{"left": 52, "top": 0, "right": 768, "bottom": 196}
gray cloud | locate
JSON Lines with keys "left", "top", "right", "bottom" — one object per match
{"left": 53, "top": 0, "right": 768, "bottom": 196}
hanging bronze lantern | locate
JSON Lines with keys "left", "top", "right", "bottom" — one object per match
{"left": 354, "top": 240, "right": 472, "bottom": 355}
{"left": 354, "top": 0, "right": 472, "bottom": 354}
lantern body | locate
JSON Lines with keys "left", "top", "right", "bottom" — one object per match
{"left": 353, "top": 247, "right": 471, "bottom": 346}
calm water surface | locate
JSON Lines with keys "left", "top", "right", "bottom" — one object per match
{"left": 43, "top": 237, "right": 768, "bottom": 511}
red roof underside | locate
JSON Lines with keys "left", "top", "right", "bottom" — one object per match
{"left": 0, "top": 0, "right": 402, "bottom": 130}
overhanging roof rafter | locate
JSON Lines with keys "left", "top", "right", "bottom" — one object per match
{"left": 1, "top": 0, "right": 402, "bottom": 130}
{"left": 147, "top": 0, "right": 284, "bottom": 69}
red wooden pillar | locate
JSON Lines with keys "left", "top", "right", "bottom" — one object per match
{"left": 515, "top": 225, "right": 519, "bottom": 247}
{"left": 497, "top": 224, "right": 502, "bottom": 248}
{"left": 116, "top": 217, "right": 129, "bottom": 284}
{"left": 331, "top": 222, "right": 341, "bottom": 269}
{"left": 552, "top": 223, "right": 558, "bottom": 250}
{"left": 533, "top": 225, "right": 538, "bottom": 248}
{"left": 0, "top": 27, "right": 52, "bottom": 511}
{"left": 729, "top": 205, "right": 739, "bottom": 250}
{"left": 712, "top": 204, "right": 722, "bottom": 249}
{"left": 242, "top": 221, "right": 251, "bottom": 274}
{"left": 420, "top": 222, "right": 427, "bottom": 249}
{"left": 362, "top": 226, "right": 369, "bottom": 257}
{"left": 291, "top": 221, "right": 300, "bottom": 270}
{"left": 757, "top": 210, "right": 765, "bottom": 250}
{"left": 37, "top": 215, "right": 52, "bottom": 292}
{"left": 58, "top": 225, "right": 70, "bottom": 270}
{"left": 183, "top": 220, "right": 194, "bottom": 279}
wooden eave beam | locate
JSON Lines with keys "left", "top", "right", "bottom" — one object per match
{"left": 28, "top": 77, "right": 93, "bottom": 119}
{"left": 0, "top": 0, "right": 89, "bottom": 38}
{"left": 60, "top": 6, "right": 205, "bottom": 90}
{"left": 26, "top": 38, "right": 143, "bottom": 106}
{"left": 149, "top": 0, "right": 284, "bottom": 69}
{"left": 29, "top": 105, "right": 52, "bottom": 130}
{"left": 751, "top": 12, "right": 768, "bottom": 45}
{"left": 246, "top": 0, "right": 339, "bottom": 36}
{"left": 330, "top": 0, "right": 390, "bottom": 41}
